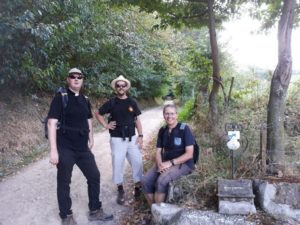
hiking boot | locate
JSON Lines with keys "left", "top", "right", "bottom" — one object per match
{"left": 134, "top": 182, "right": 142, "bottom": 199}
{"left": 61, "top": 214, "right": 78, "bottom": 225}
{"left": 134, "top": 186, "right": 142, "bottom": 199}
{"left": 117, "top": 189, "right": 125, "bottom": 205}
{"left": 88, "top": 208, "right": 114, "bottom": 221}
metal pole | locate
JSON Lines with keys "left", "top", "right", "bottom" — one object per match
{"left": 231, "top": 150, "right": 234, "bottom": 179}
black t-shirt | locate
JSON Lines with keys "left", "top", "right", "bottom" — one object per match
{"left": 98, "top": 97, "right": 141, "bottom": 138}
{"left": 157, "top": 122, "right": 195, "bottom": 168}
{"left": 47, "top": 88, "right": 92, "bottom": 151}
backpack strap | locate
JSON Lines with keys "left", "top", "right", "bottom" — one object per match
{"left": 56, "top": 87, "right": 68, "bottom": 133}
{"left": 57, "top": 87, "right": 68, "bottom": 109}
{"left": 109, "top": 97, "right": 136, "bottom": 141}
{"left": 179, "top": 123, "right": 186, "bottom": 130}
{"left": 160, "top": 125, "right": 168, "bottom": 161}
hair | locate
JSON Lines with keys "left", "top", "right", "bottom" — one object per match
{"left": 163, "top": 104, "right": 177, "bottom": 114}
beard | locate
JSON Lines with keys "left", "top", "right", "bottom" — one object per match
{"left": 117, "top": 91, "right": 126, "bottom": 97}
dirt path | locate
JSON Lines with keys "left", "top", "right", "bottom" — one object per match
{"left": 0, "top": 106, "right": 164, "bottom": 225}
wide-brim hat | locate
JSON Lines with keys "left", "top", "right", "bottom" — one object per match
{"left": 111, "top": 75, "right": 131, "bottom": 90}
{"left": 68, "top": 68, "right": 82, "bottom": 75}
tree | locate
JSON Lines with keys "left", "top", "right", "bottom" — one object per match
{"left": 0, "top": 0, "right": 168, "bottom": 98}
{"left": 265, "top": 0, "right": 297, "bottom": 174}
{"left": 112, "top": 0, "right": 238, "bottom": 134}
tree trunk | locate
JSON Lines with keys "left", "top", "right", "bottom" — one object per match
{"left": 266, "top": 0, "right": 295, "bottom": 175}
{"left": 207, "top": 0, "right": 222, "bottom": 133}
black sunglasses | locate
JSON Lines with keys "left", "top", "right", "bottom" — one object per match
{"left": 115, "top": 84, "right": 127, "bottom": 88}
{"left": 69, "top": 74, "right": 84, "bottom": 80}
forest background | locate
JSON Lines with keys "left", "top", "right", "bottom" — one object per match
{"left": 1, "top": 0, "right": 300, "bottom": 213}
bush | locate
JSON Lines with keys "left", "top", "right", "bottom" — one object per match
{"left": 178, "top": 99, "right": 195, "bottom": 121}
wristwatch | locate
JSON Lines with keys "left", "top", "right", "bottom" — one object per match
{"left": 170, "top": 159, "right": 175, "bottom": 166}
{"left": 138, "top": 134, "right": 143, "bottom": 138}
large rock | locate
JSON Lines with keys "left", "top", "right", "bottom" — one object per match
{"left": 152, "top": 203, "right": 182, "bottom": 225}
{"left": 218, "top": 179, "right": 256, "bottom": 215}
{"left": 253, "top": 179, "right": 300, "bottom": 222}
{"left": 152, "top": 203, "right": 256, "bottom": 225}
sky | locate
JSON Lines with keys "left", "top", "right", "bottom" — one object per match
{"left": 220, "top": 17, "right": 300, "bottom": 71}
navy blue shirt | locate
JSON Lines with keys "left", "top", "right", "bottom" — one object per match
{"left": 157, "top": 122, "right": 195, "bottom": 168}
{"left": 98, "top": 97, "right": 141, "bottom": 138}
{"left": 48, "top": 89, "right": 92, "bottom": 151}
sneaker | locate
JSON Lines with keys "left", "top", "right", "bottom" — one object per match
{"left": 117, "top": 189, "right": 125, "bottom": 205}
{"left": 88, "top": 208, "right": 113, "bottom": 221}
{"left": 61, "top": 214, "right": 78, "bottom": 225}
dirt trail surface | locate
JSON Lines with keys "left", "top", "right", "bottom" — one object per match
{"left": 0, "top": 106, "right": 164, "bottom": 225}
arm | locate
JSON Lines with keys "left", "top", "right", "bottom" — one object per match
{"left": 94, "top": 111, "right": 116, "bottom": 130}
{"left": 170, "top": 145, "right": 193, "bottom": 166}
{"left": 88, "top": 118, "right": 94, "bottom": 150}
{"left": 48, "top": 118, "right": 59, "bottom": 165}
{"left": 135, "top": 116, "right": 143, "bottom": 149}
{"left": 157, "top": 146, "right": 194, "bottom": 173}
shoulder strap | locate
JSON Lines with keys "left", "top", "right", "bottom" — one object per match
{"left": 160, "top": 125, "right": 168, "bottom": 161}
{"left": 56, "top": 87, "right": 68, "bottom": 133}
{"left": 179, "top": 122, "right": 186, "bottom": 130}
{"left": 57, "top": 87, "right": 68, "bottom": 109}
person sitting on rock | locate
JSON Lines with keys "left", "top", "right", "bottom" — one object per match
{"left": 141, "top": 104, "right": 195, "bottom": 205}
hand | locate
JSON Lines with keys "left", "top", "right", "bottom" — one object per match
{"left": 49, "top": 150, "right": 59, "bottom": 165}
{"left": 157, "top": 161, "right": 172, "bottom": 173}
{"left": 106, "top": 121, "right": 116, "bottom": 130}
{"left": 88, "top": 142, "right": 94, "bottom": 150}
{"left": 136, "top": 136, "right": 143, "bottom": 150}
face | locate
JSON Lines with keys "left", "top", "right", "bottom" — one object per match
{"left": 67, "top": 73, "right": 84, "bottom": 91}
{"left": 115, "top": 81, "right": 128, "bottom": 96}
{"left": 163, "top": 106, "right": 178, "bottom": 127}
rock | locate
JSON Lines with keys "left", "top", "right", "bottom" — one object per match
{"left": 151, "top": 203, "right": 257, "bottom": 225}
{"left": 218, "top": 179, "right": 256, "bottom": 215}
{"left": 169, "top": 209, "right": 257, "bottom": 225}
{"left": 253, "top": 179, "right": 300, "bottom": 222}
{"left": 152, "top": 203, "right": 182, "bottom": 225}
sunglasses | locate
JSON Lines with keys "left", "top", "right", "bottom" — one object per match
{"left": 69, "top": 75, "right": 84, "bottom": 80}
{"left": 115, "top": 84, "right": 127, "bottom": 88}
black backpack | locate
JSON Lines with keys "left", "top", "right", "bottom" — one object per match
{"left": 44, "top": 87, "right": 90, "bottom": 139}
{"left": 161, "top": 123, "right": 200, "bottom": 164}
{"left": 179, "top": 123, "right": 200, "bottom": 164}
{"left": 43, "top": 87, "right": 68, "bottom": 139}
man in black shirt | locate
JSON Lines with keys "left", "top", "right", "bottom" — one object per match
{"left": 95, "top": 75, "right": 144, "bottom": 205}
{"left": 141, "top": 104, "right": 195, "bottom": 205}
{"left": 47, "top": 68, "right": 113, "bottom": 225}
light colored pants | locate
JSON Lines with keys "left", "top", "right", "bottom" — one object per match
{"left": 110, "top": 136, "right": 143, "bottom": 184}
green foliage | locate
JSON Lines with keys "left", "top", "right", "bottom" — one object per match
{"left": 178, "top": 98, "right": 195, "bottom": 121}
{"left": 248, "top": 0, "right": 300, "bottom": 30}
{"left": 0, "top": 1, "right": 168, "bottom": 98}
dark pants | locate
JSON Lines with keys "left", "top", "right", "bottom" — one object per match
{"left": 57, "top": 148, "right": 101, "bottom": 219}
{"left": 142, "top": 163, "right": 192, "bottom": 194}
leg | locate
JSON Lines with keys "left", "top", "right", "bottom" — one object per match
{"left": 126, "top": 136, "right": 143, "bottom": 183}
{"left": 110, "top": 137, "right": 128, "bottom": 184}
{"left": 57, "top": 148, "right": 76, "bottom": 219}
{"left": 141, "top": 165, "right": 159, "bottom": 206}
{"left": 76, "top": 151, "right": 101, "bottom": 211}
{"left": 155, "top": 164, "right": 192, "bottom": 203}
{"left": 154, "top": 193, "right": 166, "bottom": 204}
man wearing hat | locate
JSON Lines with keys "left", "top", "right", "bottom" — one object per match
{"left": 95, "top": 75, "right": 144, "bottom": 205}
{"left": 47, "top": 68, "right": 113, "bottom": 224}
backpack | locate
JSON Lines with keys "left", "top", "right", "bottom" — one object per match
{"left": 43, "top": 87, "right": 68, "bottom": 139}
{"left": 44, "top": 87, "right": 90, "bottom": 139}
{"left": 179, "top": 123, "right": 200, "bottom": 164}
{"left": 161, "top": 123, "right": 200, "bottom": 165}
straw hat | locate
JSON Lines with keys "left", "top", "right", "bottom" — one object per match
{"left": 111, "top": 75, "right": 131, "bottom": 90}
